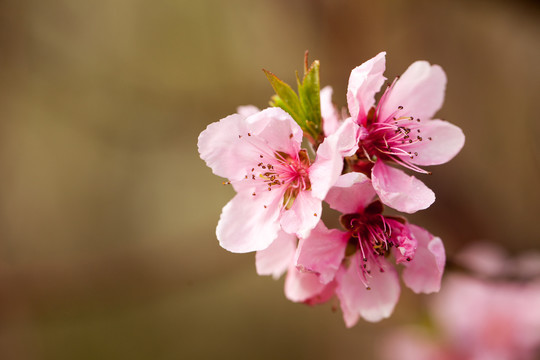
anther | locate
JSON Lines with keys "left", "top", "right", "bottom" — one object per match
{"left": 238, "top": 135, "right": 242, "bottom": 138}
{"left": 260, "top": 155, "right": 263, "bottom": 158}
{"left": 417, "top": 136, "right": 423, "bottom": 141}
{"left": 289, "top": 133, "right": 293, "bottom": 139}
{"left": 248, "top": 133, "right": 251, "bottom": 136}
{"left": 313, "top": 213, "right": 317, "bottom": 217}
{"left": 428, "top": 137, "right": 432, "bottom": 141}
{"left": 398, "top": 106, "right": 403, "bottom": 110}
{"left": 252, "top": 192, "right": 256, "bottom": 196}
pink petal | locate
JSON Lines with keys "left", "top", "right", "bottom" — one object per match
{"left": 236, "top": 105, "right": 260, "bottom": 117}
{"left": 339, "top": 293, "right": 360, "bottom": 328}
{"left": 402, "top": 120, "right": 465, "bottom": 166}
{"left": 245, "top": 107, "right": 303, "bottom": 155}
{"left": 402, "top": 224, "right": 445, "bottom": 294}
{"left": 304, "top": 280, "right": 337, "bottom": 305}
{"left": 371, "top": 161, "right": 435, "bottom": 213}
{"left": 336, "top": 254, "right": 401, "bottom": 325}
{"left": 325, "top": 172, "right": 376, "bottom": 214}
{"left": 380, "top": 61, "right": 446, "bottom": 123}
{"left": 310, "top": 118, "right": 360, "bottom": 200}
{"left": 347, "top": 52, "right": 387, "bottom": 124}
{"left": 198, "top": 107, "right": 302, "bottom": 182}
{"left": 392, "top": 224, "right": 418, "bottom": 265}
{"left": 295, "top": 222, "right": 348, "bottom": 284}
{"left": 198, "top": 113, "right": 251, "bottom": 180}
{"left": 285, "top": 265, "right": 334, "bottom": 303}
{"left": 279, "top": 190, "right": 322, "bottom": 238}
{"left": 256, "top": 231, "right": 297, "bottom": 279}
{"left": 216, "top": 190, "right": 281, "bottom": 253}
{"left": 320, "top": 86, "right": 341, "bottom": 136}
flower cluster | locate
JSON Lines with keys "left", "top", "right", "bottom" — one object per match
{"left": 198, "top": 52, "right": 465, "bottom": 326}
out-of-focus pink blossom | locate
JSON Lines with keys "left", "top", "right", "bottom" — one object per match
{"left": 382, "top": 246, "right": 540, "bottom": 360}
{"left": 435, "top": 275, "right": 540, "bottom": 360}
{"left": 198, "top": 107, "right": 354, "bottom": 253}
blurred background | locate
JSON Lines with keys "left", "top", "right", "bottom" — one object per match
{"left": 0, "top": 0, "right": 539, "bottom": 358}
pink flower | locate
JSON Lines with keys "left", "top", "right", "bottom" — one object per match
{"left": 198, "top": 107, "right": 354, "bottom": 253}
{"left": 323, "top": 52, "right": 465, "bottom": 213}
{"left": 434, "top": 275, "right": 540, "bottom": 360}
{"left": 284, "top": 173, "right": 445, "bottom": 326}
{"left": 381, "top": 246, "right": 540, "bottom": 360}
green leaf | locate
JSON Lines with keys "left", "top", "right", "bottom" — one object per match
{"left": 297, "top": 60, "right": 322, "bottom": 138}
{"left": 263, "top": 53, "right": 324, "bottom": 144}
{"left": 263, "top": 69, "right": 304, "bottom": 125}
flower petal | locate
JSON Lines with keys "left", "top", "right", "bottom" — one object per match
{"left": 321, "top": 86, "right": 341, "bottom": 136}
{"left": 325, "top": 172, "right": 376, "bottom": 214}
{"left": 402, "top": 119, "right": 465, "bottom": 166}
{"left": 380, "top": 61, "right": 446, "bottom": 123}
{"left": 336, "top": 254, "right": 401, "bottom": 325}
{"left": 347, "top": 52, "right": 387, "bottom": 124}
{"left": 217, "top": 190, "right": 281, "bottom": 253}
{"left": 198, "top": 107, "right": 303, "bottom": 183}
{"left": 402, "top": 224, "right": 445, "bottom": 294}
{"left": 310, "top": 118, "right": 360, "bottom": 200}
{"left": 236, "top": 105, "right": 260, "bottom": 117}
{"left": 256, "top": 231, "right": 297, "bottom": 279}
{"left": 295, "top": 222, "right": 348, "bottom": 284}
{"left": 245, "top": 107, "right": 303, "bottom": 155}
{"left": 280, "top": 190, "right": 322, "bottom": 238}
{"left": 285, "top": 265, "right": 335, "bottom": 303}
{"left": 198, "top": 113, "right": 251, "bottom": 180}
{"left": 371, "top": 161, "right": 435, "bottom": 213}
{"left": 390, "top": 222, "right": 418, "bottom": 265}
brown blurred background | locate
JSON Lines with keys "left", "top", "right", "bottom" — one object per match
{"left": 0, "top": 0, "right": 538, "bottom": 359}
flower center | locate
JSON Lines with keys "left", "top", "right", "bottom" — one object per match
{"left": 340, "top": 201, "right": 414, "bottom": 287}
{"left": 356, "top": 84, "right": 433, "bottom": 175}
{"left": 246, "top": 149, "right": 311, "bottom": 210}
{"left": 341, "top": 201, "right": 392, "bottom": 260}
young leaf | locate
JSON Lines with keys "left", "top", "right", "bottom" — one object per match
{"left": 297, "top": 60, "right": 322, "bottom": 137}
{"left": 263, "top": 69, "right": 304, "bottom": 124}
{"left": 263, "top": 53, "right": 324, "bottom": 144}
